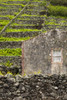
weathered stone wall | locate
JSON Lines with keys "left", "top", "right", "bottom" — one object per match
{"left": 22, "top": 29, "right": 67, "bottom": 75}
{"left": 0, "top": 75, "right": 67, "bottom": 100}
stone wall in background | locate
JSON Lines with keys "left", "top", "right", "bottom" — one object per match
{"left": 3, "top": 31, "right": 41, "bottom": 37}
{"left": 0, "top": 75, "right": 67, "bottom": 100}
{"left": 0, "top": 41, "right": 22, "bottom": 48}
{"left": 43, "top": 25, "right": 67, "bottom": 31}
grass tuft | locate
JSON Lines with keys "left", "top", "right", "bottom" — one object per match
{"left": 0, "top": 48, "right": 22, "bottom": 56}
{"left": 0, "top": 37, "right": 30, "bottom": 41}
{"left": 6, "top": 28, "right": 41, "bottom": 32}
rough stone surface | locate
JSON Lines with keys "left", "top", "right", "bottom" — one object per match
{"left": 0, "top": 75, "right": 67, "bottom": 100}
{"left": 22, "top": 29, "right": 67, "bottom": 75}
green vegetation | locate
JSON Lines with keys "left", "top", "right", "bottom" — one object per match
{"left": 1, "top": 3, "right": 25, "bottom": 7}
{"left": 0, "top": 37, "right": 30, "bottom": 41}
{"left": 48, "top": 5, "right": 67, "bottom": 17}
{"left": 50, "top": 0, "right": 67, "bottom": 6}
{"left": 0, "top": 15, "right": 14, "bottom": 19}
{"left": 1, "top": 61, "right": 13, "bottom": 67}
{"left": 49, "top": 15, "right": 67, "bottom": 19}
{"left": 0, "top": 20, "right": 9, "bottom": 31}
{"left": 44, "top": 18, "right": 67, "bottom": 26}
{"left": 7, "top": 71, "right": 13, "bottom": 75}
{"left": 0, "top": 71, "right": 3, "bottom": 76}
{"left": 39, "top": 0, "right": 47, "bottom": 6}
{"left": 0, "top": 0, "right": 67, "bottom": 69}
{"left": 0, "top": 20, "right": 9, "bottom": 25}
{"left": 0, "top": 48, "right": 21, "bottom": 56}
{"left": 28, "top": 4, "right": 38, "bottom": 7}
{"left": 0, "top": 0, "right": 30, "bottom": 3}
{"left": 45, "top": 21, "right": 58, "bottom": 25}
{"left": 0, "top": 26, "right": 4, "bottom": 31}
{"left": 0, "top": 6, "right": 7, "bottom": 9}
{"left": 6, "top": 28, "right": 41, "bottom": 32}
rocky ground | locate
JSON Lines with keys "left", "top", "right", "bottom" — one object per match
{"left": 0, "top": 74, "right": 67, "bottom": 100}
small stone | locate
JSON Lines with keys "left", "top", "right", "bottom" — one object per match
{"left": 54, "top": 86, "right": 58, "bottom": 89}
{"left": 50, "top": 92, "right": 57, "bottom": 98}
{"left": 13, "top": 97, "right": 22, "bottom": 100}
{"left": 4, "top": 83, "right": 9, "bottom": 88}
{"left": 14, "top": 82, "right": 19, "bottom": 87}
{"left": 22, "top": 87, "right": 25, "bottom": 91}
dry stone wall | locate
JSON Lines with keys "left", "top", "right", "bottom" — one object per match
{"left": 0, "top": 41, "right": 22, "bottom": 48}
{"left": 0, "top": 75, "right": 67, "bottom": 100}
{"left": 43, "top": 25, "right": 67, "bottom": 31}
{"left": 3, "top": 31, "right": 41, "bottom": 37}
{"left": 0, "top": 56, "right": 21, "bottom": 67}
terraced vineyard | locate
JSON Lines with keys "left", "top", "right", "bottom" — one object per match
{"left": 0, "top": 0, "right": 67, "bottom": 74}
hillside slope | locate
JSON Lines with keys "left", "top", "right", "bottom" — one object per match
{"left": 0, "top": 0, "right": 67, "bottom": 75}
